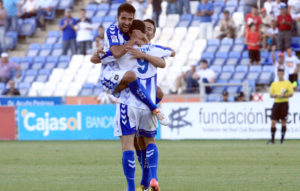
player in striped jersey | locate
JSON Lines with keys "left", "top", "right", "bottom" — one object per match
{"left": 99, "top": 20, "right": 171, "bottom": 191}
{"left": 91, "top": 3, "right": 171, "bottom": 126}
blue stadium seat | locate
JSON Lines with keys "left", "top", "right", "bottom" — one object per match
{"left": 240, "top": 58, "right": 250, "bottom": 65}
{"left": 235, "top": 38, "right": 245, "bottom": 45}
{"left": 218, "top": 45, "right": 232, "bottom": 52}
{"left": 228, "top": 51, "right": 241, "bottom": 59}
{"left": 212, "top": 58, "right": 226, "bottom": 66}
{"left": 249, "top": 65, "right": 262, "bottom": 73}
{"left": 27, "top": 44, "right": 41, "bottom": 57}
{"left": 223, "top": 65, "right": 235, "bottom": 72}
{"left": 39, "top": 44, "right": 53, "bottom": 57}
{"left": 59, "top": 55, "right": 71, "bottom": 62}
{"left": 190, "top": 17, "right": 201, "bottom": 27}
{"left": 247, "top": 72, "right": 260, "bottom": 82}
{"left": 5, "top": 32, "right": 18, "bottom": 50}
{"left": 24, "top": 69, "right": 38, "bottom": 83}
{"left": 81, "top": 88, "right": 93, "bottom": 96}
{"left": 226, "top": 58, "right": 238, "bottom": 66}
{"left": 207, "top": 39, "right": 220, "bottom": 46}
{"left": 236, "top": 65, "right": 248, "bottom": 72}
{"left": 111, "top": 3, "right": 122, "bottom": 10}
{"left": 262, "top": 65, "right": 274, "bottom": 72}
{"left": 211, "top": 87, "right": 226, "bottom": 94}
{"left": 108, "top": 9, "right": 118, "bottom": 16}
{"left": 180, "top": 14, "right": 193, "bottom": 21}
{"left": 31, "top": 62, "right": 44, "bottom": 70}
{"left": 44, "top": 56, "right": 58, "bottom": 70}
{"left": 232, "top": 72, "right": 246, "bottom": 80}
{"left": 98, "top": 3, "right": 110, "bottom": 11}
{"left": 177, "top": 20, "right": 191, "bottom": 27}
{"left": 52, "top": 44, "right": 63, "bottom": 56}
{"left": 227, "top": 86, "right": 241, "bottom": 94}
{"left": 19, "top": 57, "right": 33, "bottom": 70}
{"left": 95, "top": 10, "right": 108, "bottom": 17}
{"left": 103, "top": 16, "right": 116, "bottom": 23}
{"left": 210, "top": 65, "right": 222, "bottom": 73}
{"left": 258, "top": 72, "right": 273, "bottom": 84}
{"left": 291, "top": 37, "right": 300, "bottom": 50}
{"left": 86, "top": 4, "right": 97, "bottom": 18}
{"left": 260, "top": 51, "right": 269, "bottom": 62}
{"left": 19, "top": 18, "right": 36, "bottom": 36}
{"left": 242, "top": 51, "right": 249, "bottom": 58}
{"left": 44, "top": 6, "right": 56, "bottom": 20}
{"left": 9, "top": 57, "right": 20, "bottom": 64}
{"left": 92, "top": 17, "right": 104, "bottom": 24}
{"left": 36, "top": 69, "right": 51, "bottom": 82}
{"left": 218, "top": 72, "right": 233, "bottom": 81}
{"left": 232, "top": 44, "right": 245, "bottom": 52}
{"left": 58, "top": 0, "right": 74, "bottom": 10}
{"left": 0, "top": 82, "right": 5, "bottom": 93}
{"left": 18, "top": 82, "right": 31, "bottom": 95}
{"left": 201, "top": 52, "right": 215, "bottom": 60}
{"left": 205, "top": 45, "right": 218, "bottom": 53}
{"left": 215, "top": 52, "right": 228, "bottom": 59}
{"left": 216, "top": 79, "right": 228, "bottom": 83}
{"left": 47, "top": 56, "right": 59, "bottom": 63}
{"left": 226, "top": 0, "right": 238, "bottom": 7}
{"left": 46, "top": 31, "right": 60, "bottom": 44}
{"left": 214, "top": 1, "right": 225, "bottom": 7}
{"left": 221, "top": 38, "right": 234, "bottom": 45}
{"left": 206, "top": 94, "right": 220, "bottom": 102}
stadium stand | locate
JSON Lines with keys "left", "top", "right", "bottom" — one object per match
{"left": 3, "top": 0, "right": 300, "bottom": 101}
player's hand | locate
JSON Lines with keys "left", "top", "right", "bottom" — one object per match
{"left": 128, "top": 47, "right": 144, "bottom": 59}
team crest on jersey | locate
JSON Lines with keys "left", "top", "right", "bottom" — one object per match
{"left": 111, "top": 35, "right": 118, "bottom": 43}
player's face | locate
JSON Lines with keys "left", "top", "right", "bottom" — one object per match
{"left": 278, "top": 71, "right": 284, "bottom": 80}
{"left": 117, "top": 12, "right": 134, "bottom": 33}
{"left": 80, "top": 10, "right": 85, "bottom": 18}
{"left": 279, "top": 56, "right": 284, "bottom": 63}
{"left": 287, "top": 48, "right": 292, "bottom": 56}
{"left": 144, "top": 22, "right": 155, "bottom": 41}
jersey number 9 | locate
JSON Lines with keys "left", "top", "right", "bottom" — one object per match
{"left": 137, "top": 58, "right": 149, "bottom": 74}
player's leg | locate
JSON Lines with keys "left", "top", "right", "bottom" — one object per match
{"left": 134, "top": 136, "right": 150, "bottom": 191}
{"left": 280, "top": 103, "right": 288, "bottom": 144}
{"left": 121, "top": 135, "right": 136, "bottom": 191}
{"left": 267, "top": 103, "right": 278, "bottom": 144}
{"left": 281, "top": 119, "right": 287, "bottom": 144}
{"left": 115, "top": 103, "right": 138, "bottom": 191}
{"left": 144, "top": 136, "right": 160, "bottom": 191}
{"left": 111, "top": 70, "right": 169, "bottom": 125}
{"left": 156, "top": 86, "right": 164, "bottom": 104}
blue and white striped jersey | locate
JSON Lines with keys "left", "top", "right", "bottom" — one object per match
{"left": 101, "top": 43, "right": 172, "bottom": 110}
{"left": 104, "top": 24, "right": 130, "bottom": 52}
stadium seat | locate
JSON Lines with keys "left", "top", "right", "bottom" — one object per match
{"left": 46, "top": 31, "right": 60, "bottom": 44}
{"left": 86, "top": 4, "right": 97, "bottom": 18}
{"left": 218, "top": 72, "right": 233, "bottom": 81}
{"left": 221, "top": 38, "right": 234, "bottom": 46}
{"left": 205, "top": 45, "right": 218, "bottom": 53}
{"left": 215, "top": 52, "right": 228, "bottom": 59}
{"left": 232, "top": 72, "right": 246, "bottom": 80}
{"left": 24, "top": 69, "right": 38, "bottom": 83}
{"left": 232, "top": 44, "right": 245, "bottom": 52}
{"left": 258, "top": 72, "right": 273, "bottom": 84}
{"left": 218, "top": 45, "right": 232, "bottom": 52}
{"left": 240, "top": 58, "right": 250, "bottom": 65}
{"left": 58, "top": 0, "right": 73, "bottom": 10}
{"left": 291, "top": 37, "right": 300, "bottom": 50}
{"left": 19, "top": 18, "right": 36, "bottom": 36}
{"left": 227, "top": 86, "right": 241, "bottom": 94}
{"left": 39, "top": 44, "right": 53, "bottom": 57}
{"left": 36, "top": 69, "right": 51, "bottom": 82}
{"left": 9, "top": 57, "right": 20, "bottom": 64}
{"left": 235, "top": 38, "right": 245, "bottom": 45}
{"left": 210, "top": 65, "right": 222, "bottom": 73}
{"left": 5, "top": 32, "right": 18, "bottom": 50}
{"left": 223, "top": 65, "right": 235, "bottom": 73}
{"left": 18, "top": 82, "right": 31, "bottom": 95}
{"left": 228, "top": 51, "right": 241, "bottom": 59}
{"left": 206, "top": 94, "right": 221, "bottom": 102}
{"left": 0, "top": 82, "right": 5, "bottom": 93}
{"left": 27, "top": 44, "right": 41, "bottom": 57}
{"left": 111, "top": 3, "right": 122, "bottom": 10}
{"left": 226, "top": 58, "right": 239, "bottom": 65}
{"left": 249, "top": 65, "right": 262, "bottom": 73}
{"left": 19, "top": 57, "right": 33, "bottom": 70}
{"left": 262, "top": 65, "right": 274, "bottom": 72}
{"left": 202, "top": 52, "right": 215, "bottom": 61}
{"left": 212, "top": 87, "right": 226, "bottom": 94}
{"left": 242, "top": 51, "right": 249, "bottom": 58}
{"left": 207, "top": 39, "right": 220, "bottom": 46}
{"left": 52, "top": 44, "right": 63, "bottom": 56}
{"left": 108, "top": 9, "right": 118, "bottom": 16}
{"left": 236, "top": 65, "right": 249, "bottom": 72}
{"left": 98, "top": 3, "right": 110, "bottom": 11}
{"left": 53, "top": 82, "right": 69, "bottom": 96}
{"left": 247, "top": 72, "right": 260, "bottom": 82}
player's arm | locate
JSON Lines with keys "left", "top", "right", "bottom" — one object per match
{"left": 90, "top": 49, "right": 103, "bottom": 64}
{"left": 128, "top": 47, "right": 166, "bottom": 68}
{"left": 271, "top": 46, "right": 276, "bottom": 64}
{"left": 269, "top": 83, "right": 278, "bottom": 98}
{"left": 110, "top": 40, "right": 137, "bottom": 59}
{"left": 280, "top": 83, "right": 294, "bottom": 98}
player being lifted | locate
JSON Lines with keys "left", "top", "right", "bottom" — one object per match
{"left": 97, "top": 20, "right": 173, "bottom": 191}
{"left": 91, "top": 3, "right": 174, "bottom": 125}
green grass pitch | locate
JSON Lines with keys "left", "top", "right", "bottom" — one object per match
{"left": 1, "top": 140, "right": 300, "bottom": 191}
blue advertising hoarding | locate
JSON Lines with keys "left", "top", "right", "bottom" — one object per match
{"left": 18, "top": 105, "right": 161, "bottom": 140}
{"left": 0, "top": 97, "right": 62, "bottom": 106}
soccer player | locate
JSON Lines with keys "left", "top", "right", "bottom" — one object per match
{"left": 106, "top": 20, "right": 172, "bottom": 191}
{"left": 267, "top": 68, "right": 294, "bottom": 144}
{"left": 133, "top": 19, "right": 163, "bottom": 191}
{"left": 91, "top": 3, "right": 171, "bottom": 125}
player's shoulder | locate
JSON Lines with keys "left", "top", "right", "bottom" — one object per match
{"left": 106, "top": 24, "right": 119, "bottom": 35}
{"left": 151, "top": 44, "right": 172, "bottom": 51}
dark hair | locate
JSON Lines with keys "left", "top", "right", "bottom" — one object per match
{"left": 129, "top": 19, "right": 146, "bottom": 34}
{"left": 80, "top": 8, "right": 86, "bottom": 12}
{"left": 278, "top": 68, "right": 285, "bottom": 72}
{"left": 200, "top": 59, "right": 208, "bottom": 64}
{"left": 144, "top": 19, "right": 156, "bottom": 33}
{"left": 117, "top": 3, "right": 135, "bottom": 17}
